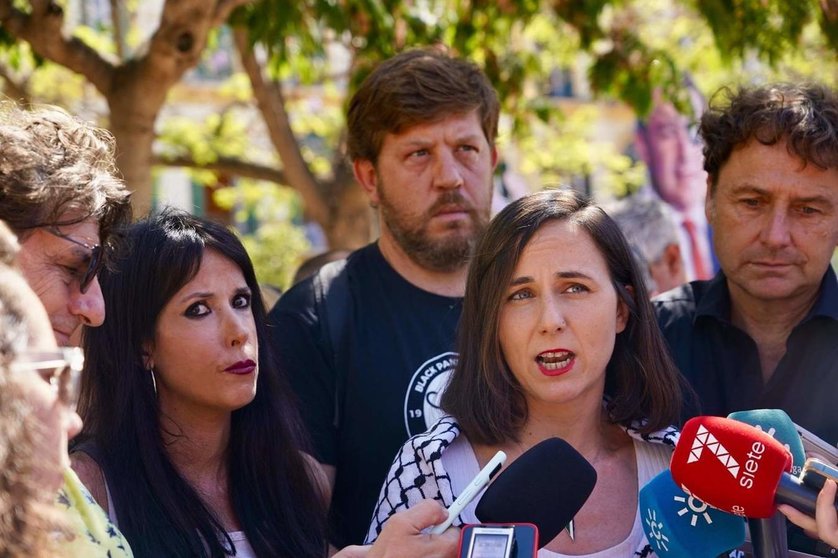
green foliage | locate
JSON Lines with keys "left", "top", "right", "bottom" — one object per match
{"left": 694, "top": 0, "right": 814, "bottom": 65}
{"left": 214, "top": 179, "right": 310, "bottom": 289}
{"left": 513, "top": 103, "right": 646, "bottom": 197}
{"left": 158, "top": 109, "right": 251, "bottom": 166}
{"left": 3, "top": 0, "right": 838, "bottom": 251}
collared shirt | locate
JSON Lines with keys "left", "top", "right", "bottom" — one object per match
{"left": 653, "top": 266, "right": 838, "bottom": 448}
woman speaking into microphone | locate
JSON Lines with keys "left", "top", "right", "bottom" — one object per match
{"left": 366, "top": 189, "right": 689, "bottom": 557}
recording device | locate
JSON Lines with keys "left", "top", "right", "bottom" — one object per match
{"left": 801, "top": 458, "right": 838, "bottom": 493}
{"left": 457, "top": 524, "right": 538, "bottom": 558}
{"left": 671, "top": 416, "right": 838, "bottom": 519}
{"left": 430, "top": 450, "right": 507, "bottom": 535}
{"left": 475, "top": 437, "right": 597, "bottom": 548}
{"left": 728, "top": 409, "right": 806, "bottom": 558}
{"left": 639, "top": 468, "right": 746, "bottom": 557}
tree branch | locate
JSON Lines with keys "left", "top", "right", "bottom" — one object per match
{"left": 822, "top": 0, "right": 838, "bottom": 21}
{"left": 109, "top": 0, "right": 125, "bottom": 60}
{"left": 233, "top": 27, "right": 329, "bottom": 226}
{"left": 214, "top": 0, "right": 252, "bottom": 27}
{"left": 0, "top": 0, "right": 115, "bottom": 95}
{"left": 152, "top": 153, "right": 287, "bottom": 184}
{"left": 0, "top": 61, "right": 31, "bottom": 104}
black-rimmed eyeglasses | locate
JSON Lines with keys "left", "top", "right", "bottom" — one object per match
{"left": 10, "top": 347, "right": 84, "bottom": 409}
{"left": 46, "top": 227, "right": 103, "bottom": 294}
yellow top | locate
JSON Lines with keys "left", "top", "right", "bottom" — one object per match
{"left": 56, "top": 468, "right": 134, "bottom": 557}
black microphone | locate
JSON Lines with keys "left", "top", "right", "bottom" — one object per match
{"left": 475, "top": 437, "right": 597, "bottom": 547}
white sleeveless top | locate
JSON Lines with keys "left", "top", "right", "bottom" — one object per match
{"left": 442, "top": 434, "right": 670, "bottom": 557}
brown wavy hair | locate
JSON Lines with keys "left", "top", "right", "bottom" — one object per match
{"left": 700, "top": 83, "right": 838, "bottom": 191}
{"left": 346, "top": 47, "right": 500, "bottom": 163}
{"left": 0, "top": 101, "right": 131, "bottom": 250}
{"left": 441, "top": 189, "right": 685, "bottom": 445}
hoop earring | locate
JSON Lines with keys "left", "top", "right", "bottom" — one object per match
{"left": 149, "top": 368, "right": 158, "bottom": 397}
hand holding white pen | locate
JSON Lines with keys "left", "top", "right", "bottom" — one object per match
{"left": 428, "top": 450, "right": 507, "bottom": 535}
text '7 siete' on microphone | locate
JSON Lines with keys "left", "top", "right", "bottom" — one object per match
{"left": 475, "top": 437, "right": 597, "bottom": 549}
{"left": 671, "top": 416, "right": 838, "bottom": 519}
{"left": 639, "top": 468, "right": 746, "bottom": 557}
{"left": 727, "top": 409, "right": 806, "bottom": 558}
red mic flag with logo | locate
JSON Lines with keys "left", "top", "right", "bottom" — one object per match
{"left": 671, "top": 416, "right": 792, "bottom": 518}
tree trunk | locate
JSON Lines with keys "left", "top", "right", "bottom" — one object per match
{"left": 234, "top": 28, "right": 373, "bottom": 250}
{"left": 107, "top": 97, "right": 158, "bottom": 214}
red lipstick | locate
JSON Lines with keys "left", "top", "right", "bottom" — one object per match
{"left": 225, "top": 359, "right": 256, "bottom": 375}
{"left": 535, "top": 350, "right": 575, "bottom": 377}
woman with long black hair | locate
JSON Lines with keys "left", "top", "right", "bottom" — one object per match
{"left": 71, "top": 208, "right": 328, "bottom": 557}
{"left": 71, "top": 208, "right": 458, "bottom": 558}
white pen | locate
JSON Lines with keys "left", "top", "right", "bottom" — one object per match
{"left": 429, "top": 450, "right": 507, "bottom": 535}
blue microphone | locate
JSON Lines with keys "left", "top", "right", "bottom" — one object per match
{"left": 728, "top": 409, "right": 807, "bottom": 558}
{"left": 639, "top": 469, "right": 746, "bottom": 557}
{"left": 728, "top": 409, "right": 805, "bottom": 476}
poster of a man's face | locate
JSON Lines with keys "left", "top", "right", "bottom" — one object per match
{"left": 627, "top": 84, "right": 717, "bottom": 283}
{"left": 635, "top": 88, "right": 707, "bottom": 212}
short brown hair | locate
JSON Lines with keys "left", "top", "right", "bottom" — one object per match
{"left": 346, "top": 48, "right": 500, "bottom": 163}
{"left": 700, "top": 83, "right": 838, "bottom": 190}
{"left": 0, "top": 101, "right": 131, "bottom": 247}
{"left": 441, "top": 188, "right": 684, "bottom": 445}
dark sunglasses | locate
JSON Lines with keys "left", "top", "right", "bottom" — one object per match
{"left": 46, "top": 227, "right": 103, "bottom": 294}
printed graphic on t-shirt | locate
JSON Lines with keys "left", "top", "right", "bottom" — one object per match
{"left": 404, "top": 351, "right": 458, "bottom": 435}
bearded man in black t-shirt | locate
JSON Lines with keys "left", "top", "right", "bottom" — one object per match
{"left": 267, "top": 48, "right": 500, "bottom": 549}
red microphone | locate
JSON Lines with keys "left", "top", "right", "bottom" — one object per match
{"left": 671, "top": 416, "right": 792, "bottom": 518}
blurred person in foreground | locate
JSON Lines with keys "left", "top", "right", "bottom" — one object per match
{"left": 368, "top": 189, "right": 684, "bottom": 556}
{"left": 71, "top": 209, "right": 458, "bottom": 558}
{"left": 653, "top": 82, "right": 838, "bottom": 555}
{"left": 0, "top": 220, "right": 132, "bottom": 557}
{"left": 0, "top": 100, "right": 131, "bottom": 347}
{"left": 609, "top": 196, "right": 687, "bottom": 297}
{"left": 267, "top": 47, "right": 500, "bottom": 547}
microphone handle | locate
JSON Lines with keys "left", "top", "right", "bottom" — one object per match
{"left": 748, "top": 514, "right": 789, "bottom": 558}
{"left": 775, "top": 473, "right": 838, "bottom": 518}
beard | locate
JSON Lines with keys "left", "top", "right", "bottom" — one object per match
{"left": 378, "top": 187, "right": 490, "bottom": 273}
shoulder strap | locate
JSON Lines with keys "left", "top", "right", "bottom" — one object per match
{"left": 312, "top": 258, "right": 350, "bottom": 428}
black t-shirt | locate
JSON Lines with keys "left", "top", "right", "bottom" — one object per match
{"left": 267, "top": 243, "right": 462, "bottom": 547}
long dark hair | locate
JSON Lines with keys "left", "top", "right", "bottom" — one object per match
{"left": 74, "top": 208, "right": 327, "bottom": 557}
{"left": 442, "top": 189, "right": 684, "bottom": 445}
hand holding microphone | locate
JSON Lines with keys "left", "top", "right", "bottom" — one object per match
{"left": 336, "top": 500, "right": 459, "bottom": 558}
{"left": 671, "top": 416, "right": 837, "bottom": 519}
{"left": 728, "top": 409, "right": 806, "bottom": 558}
{"left": 779, "top": 473, "right": 838, "bottom": 549}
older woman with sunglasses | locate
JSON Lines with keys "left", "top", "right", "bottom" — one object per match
{"left": 0, "top": 221, "right": 132, "bottom": 557}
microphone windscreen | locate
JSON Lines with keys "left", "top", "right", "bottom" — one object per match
{"left": 475, "top": 438, "right": 596, "bottom": 547}
{"left": 639, "top": 469, "right": 746, "bottom": 557}
{"left": 671, "top": 416, "right": 792, "bottom": 518}
{"left": 727, "top": 409, "right": 806, "bottom": 476}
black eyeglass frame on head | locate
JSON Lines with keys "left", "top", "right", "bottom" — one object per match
{"left": 9, "top": 346, "right": 84, "bottom": 410}
{"left": 44, "top": 227, "right": 103, "bottom": 294}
